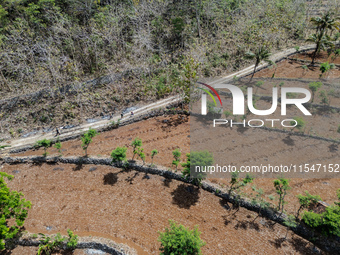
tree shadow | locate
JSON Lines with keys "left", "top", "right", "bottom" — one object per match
{"left": 236, "top": 125, "right": 249, "bottom": 134}
{"left": 329, "top": 143, "right": 338, "bottom": 152}
{"left": 219, "top": 198, "right": 231, "bottom": 211}
{"left": 103, "top": 172, "right": 118, "bottom": 185}
{"left": 163, "top": 178, "right": 172, "bottom": 187}
{"left": 234, "top": 220, "right": 260, "bottom": 231}
{"left": 282, "top": 135, "right": 295, "bottom": 146}
{"left": 171, "top": 184, "right": 200, "bottom": 209}
{"left": 125, "top": 172, "right": 139, "bottom": 184}
{"left": 268, "top": 237, "right": 287, "bottom": 249}
{"left": 73, "top": 163, "right": 84, "bottom": 171}
{"left": 290, "top": 236, "right": 318, "bottom": 254}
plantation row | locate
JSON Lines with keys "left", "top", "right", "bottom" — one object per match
{"left": 14, "top": 128, "right": 338, "bottom": 253}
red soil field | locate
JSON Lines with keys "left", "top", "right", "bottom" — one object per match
{"left": 1, "top": 163, "right": 324, "bottom": 255}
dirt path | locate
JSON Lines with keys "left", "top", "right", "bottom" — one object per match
{"left": 2, "top": 43, "right": 337, "bottom": 156}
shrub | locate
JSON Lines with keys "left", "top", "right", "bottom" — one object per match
{"left": 158, "top": 220, "right": 205, "bottom": 255}
{"left": 0, "top": 172, "right": 31, "bottom": 251}
{"left": 37, "top": 233, "right": 65, "bottom": 255}
{"left": 172, "top": 148, "right": 181, "bottom": 171}
{"left": 182, "top": 151, "right": 212, "bottom": 186}
{"left": 81, "top": 128, "right": 98, "bottom": 157}
{"left": 111, "top": 147, "right": 127, "bottom": 163}
{"left": 308, "top": 82, "right": 322, "bottom": 102}
{"left": 229, "top": 171, "right": 254, "bottom": 196}
{"left": 35, "top": 139, "right": 51, "bottom": 156}
{"left": 151, "top": 149, "right": 158, "bottom": 165}
{"left": 131, "top": 138, "right": 142, "bottom": 160}
{"left": 291, "top": 117, "right": 305, "bottom": 132}
{"left": 337, "top": 125, "right": 340, "bottom": 134}
{"left": 274, "top": 178, "right": 290, "bottom": 213}
{"left": 54, "top": 138, "right": 62, "bottom": 155}
{"left": 296, "top": 191, "right": 321, "bottom": 218}
{"left": 66, "top": 229, "right": 78, "bottom": 250}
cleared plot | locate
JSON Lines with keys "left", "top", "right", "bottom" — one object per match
{"left": 15, "top": 115, "right": 190, "bottom": 168}
{"left": 1, "top": 163, "right": 323, "bottom": 255}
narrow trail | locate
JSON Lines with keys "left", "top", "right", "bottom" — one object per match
{"left": 0, "top": 43, "right": 323, "bottom": 154}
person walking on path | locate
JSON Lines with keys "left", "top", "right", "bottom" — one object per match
{"left": 55, "top": 127, "right": 61, "bottom": 136}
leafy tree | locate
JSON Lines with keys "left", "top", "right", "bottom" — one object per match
{"left": 302, "top": 206, "right": 340, "bottom": 237}
{"left": 283, "top": 215, "right": 297, "bottom": 240}
{"left": 158, "top": 220, "right": 205, "bottom": 255}
{"left": 131, "top": 138, "right": 142, "bottom": 160}
{"left": 35, "top": 139, "right": 52, "bottom": 157}
{"left": 296, "top": 191, "right": 321, "bottom": 219}
{"left": 0, "top": 172, "right": 31, "bottom": 251}
{"left": 306, "top": 34, "right": 333, "bottom": 65}
{"left": 274, "top": 178, "right": 290, "bottom": 213}
{"left": 307, "top": 12, "right": 339, "bottom": 65}
{"left": 319, "top": 62, "right": 335, "bottom": 78}
{"left": 228, "top": 171, "right": 254, "bottom": 196}
{"left": 172, "top": 148, "right": 181, "bottom": 171}
{"left": 290, "top": 117, "right": 305, "bottom": 132}
{"left": 111, "top": 147, "right": 127, "bottom": 163}
{"left": 319, "top": 90, "right": 329, "bottom": 106}
{"left": 181, "top": 151, "right": 212, "bottom": 186}
{"left": 251, "top": 185, "right": 270, "bottom": 222}
{"left": 151, "top": 149, "right": 158, "bottom": 165}
{"left": 66, "top": 229, "right": 78, "bottom": 250}
{"left": 308, "top": 81, "right": 322, "bottom": 102}
{"left": 245, "top": 45, "right": 272, "bottom": 82}
{"left": 53, "top": 138, "right": 62, "bottom": 155}
{"left": 37, "top": 233, "right": 65, "bottom": 255}
{"left": 81, "top": 128, "right": 98, "bottom": 157}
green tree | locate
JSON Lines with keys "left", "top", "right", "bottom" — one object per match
{"left": 81, "top": 128, "right": 98, "bottom": 157}
{"left": 308, "top": 12, "right": 339, "bottom": 65}
{"left": 319, "top": 90, "right": 329, "bottom": 106}
{"left": 245, "top": 45, "right": 272, "bottom": 82}
{"left": 274, "top": 178, "right": 290, "bottom": 213}
{"left": 66, "top": 229, "right": 78, "bottom": 250}
{"left": 181, "top": 151, "right": 212, "bottom": 186}
{"left": 308, "top": 81, "right": 323, "bottom": 102}
{"left": 229, "top": 171, "right": 254, "bottom": 196}
{"left": 296, "top": 191, "right": 321, "bottom": 219}
{"left": 0, "top": 172, "right": 31, "bottom": 250}
{"left": 172, "top": 148, "right": 181, "bottom": 171}
{"left": 158, "top": 220, "right": 205, "bottom": 255}
{"left": 306, "top": 34, "right": 334, "bottom": 65}
{"left": 131, "top": 138, "right": 142, "bottom": 160}
{"left": 290, "top": 117, "right": 305, "bottom": 132}
{"left": 283, "top": 215, "right": 297, "bottom": 240}
{"left": 53, "top": 138, "right": 62, "bottom": 155}
{"left": 35, "top": 139, "right": 51, "bottom": 157}
{"left": 111, "top": 147, "right": 127, "bottom": 163}
{"left": 151, "top": 149, "right": 158, "bottom": 165}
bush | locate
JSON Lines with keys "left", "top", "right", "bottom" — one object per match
{"left": 35, "top": 139, "right": 51, "bottom": 156}
{"left": 81, "top": 128, "right": 98, "bottom": 156}
{"left": 111, "top": 147, "right": 127, "bottom": 163}
{"left": 172, "top": 148, "right": 181, "bottom": 171}
{"left": 308, "top": 82, "right": 322, "bottom": 102}
{"left": 0, "top": 172, "right": 31, "bottom": 250}
{"left": 131, "top": 138, "right": 142, "bottom": 160}
{"left": 158, "top": 220, "right": 205, "bottom": 255}
{"left": 182, "top": 151, "right": 212, "bottom": 186}
{"left": 291, "top": 117, "right": 305, "bottom": 132}
{"left": 37, "top": 233, "right": 65, "bottom": 255}
{"left": 66, "top": 229, "right": 78, "bottom": 250}
{"left": 151, "top": 149, "right": 158, "bottom": 165}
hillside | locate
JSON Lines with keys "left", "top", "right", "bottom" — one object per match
{"left": 1, "top": 0, "right": 339, "bottom": 139}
